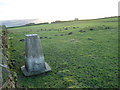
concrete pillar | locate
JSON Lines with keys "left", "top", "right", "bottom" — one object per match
{"left": 21, "top": 34, "right": 51, "bottom": 76}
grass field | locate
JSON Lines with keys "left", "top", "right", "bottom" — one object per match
{"left": 7, "top": 17, "right": 118, "bottom": 88}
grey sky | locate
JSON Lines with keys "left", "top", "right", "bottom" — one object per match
{"left": 0, "top": 0, "right": 119, "bottom": 22}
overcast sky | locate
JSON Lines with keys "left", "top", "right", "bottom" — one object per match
{"left": 0, "top": 0, "right": 119, "bottom": 22}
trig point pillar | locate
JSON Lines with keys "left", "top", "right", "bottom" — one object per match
{"left": 21, "top": 34, "right": 51, "bottom": 76}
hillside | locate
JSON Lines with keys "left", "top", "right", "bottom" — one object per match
{"left": 7, "top": 17, "right": 118, "bottom": 88}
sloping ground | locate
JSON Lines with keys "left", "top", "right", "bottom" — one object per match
{"left": 7, "top": 17, "right": 118, "bottom": 88}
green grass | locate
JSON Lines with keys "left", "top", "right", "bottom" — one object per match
{"left": 7, "top": 17, "right": 118, "bottom": 88}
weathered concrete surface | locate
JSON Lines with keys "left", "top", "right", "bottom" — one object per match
{"left": 21, "top": 34, "right": 51, "bottom": 76}
{"left": 21, "top": 62, "right": 51, "bottom": 76}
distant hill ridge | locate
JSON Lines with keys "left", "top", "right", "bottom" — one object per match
{"left": 0, "top": 19, "right": 39, "bottom": 27}
{"left": 0, "top": 16, "right": 118, "bottom": 27}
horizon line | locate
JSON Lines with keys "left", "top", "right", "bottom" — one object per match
{"left": 0, "top": 16, "right": 118, "bottom": 22}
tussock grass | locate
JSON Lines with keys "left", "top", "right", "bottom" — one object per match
{"left": 7, "top": 17, "right": 118, "bottom": 88}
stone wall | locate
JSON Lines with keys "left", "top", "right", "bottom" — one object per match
{"left": 0, "top": 25, "right": 2, "bottom": 89}
{"left": 0, "top": 25, "right": 15, "bottom": 89}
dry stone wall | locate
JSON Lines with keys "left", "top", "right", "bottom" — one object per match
{"left": 0, "top": 25, "right": 15, "bottom": 89}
